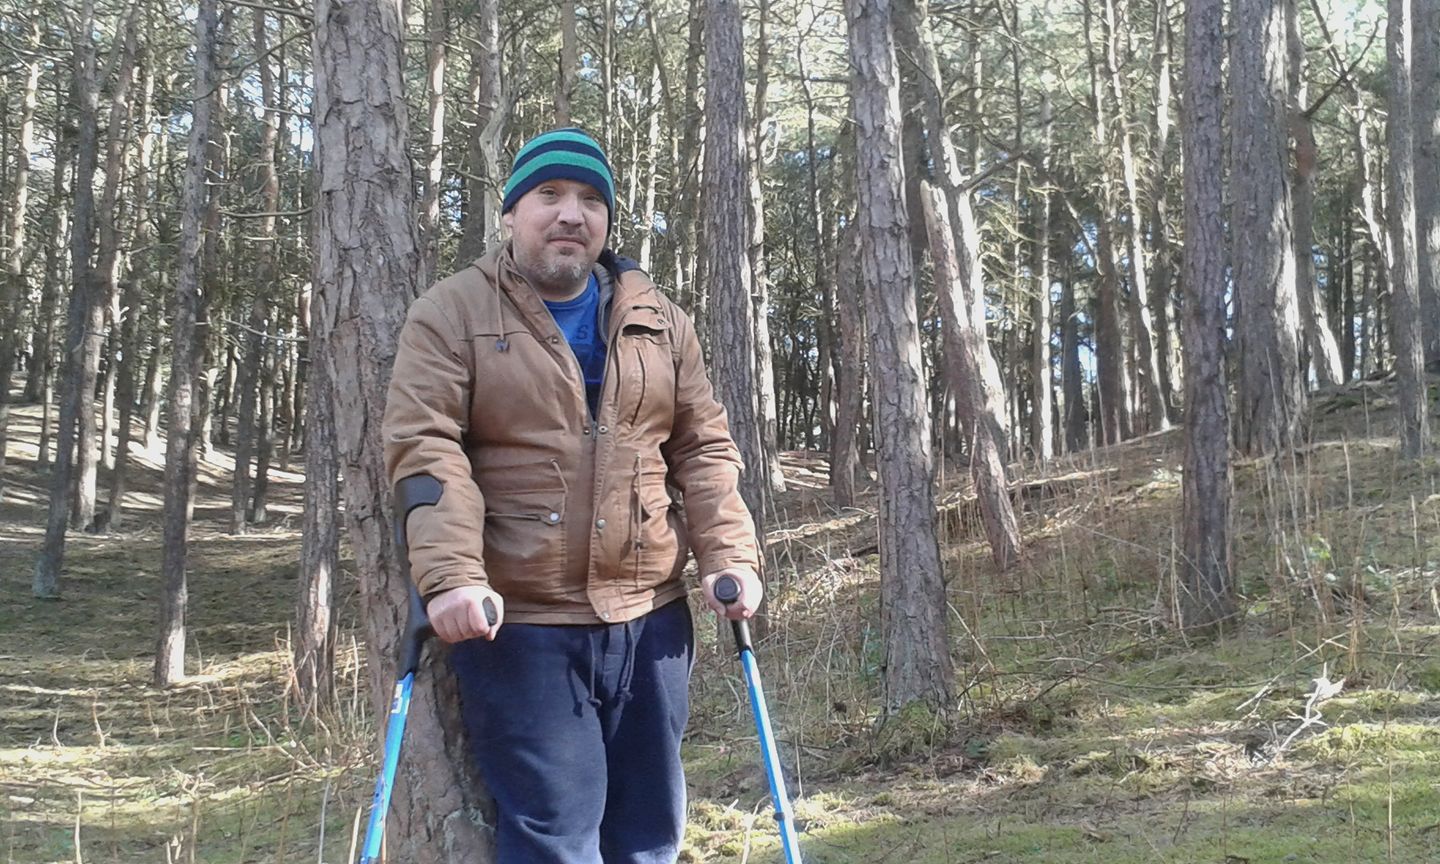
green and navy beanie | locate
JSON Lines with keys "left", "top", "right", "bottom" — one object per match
{"left": 501, "top": 127, "right": 615, "bottom": 225}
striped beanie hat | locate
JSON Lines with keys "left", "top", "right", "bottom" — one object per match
{"left": 501, "top": 127, "right": 615, "bottom": 225}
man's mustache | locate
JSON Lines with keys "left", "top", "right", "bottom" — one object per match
{"left": 545, "top": 229, "right": 588, "bottom": 244}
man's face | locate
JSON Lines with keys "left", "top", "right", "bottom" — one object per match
{"left": 503, "top": 178, "right": 608, "bottom": 298}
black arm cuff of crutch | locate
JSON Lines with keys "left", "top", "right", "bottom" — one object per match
{"left": 394, "top": 474, "right": 444, "bottom": 676}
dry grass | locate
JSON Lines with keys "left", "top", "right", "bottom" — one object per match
{"left": 4, "top": 378, "right": 1440, "bottom": 862}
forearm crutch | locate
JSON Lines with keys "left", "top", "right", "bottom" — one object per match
{"left": 714, "top": 574, "right": 803, "bottom": 864}
{"left": 358, "top": 475, "right": 494, "bottom": 864}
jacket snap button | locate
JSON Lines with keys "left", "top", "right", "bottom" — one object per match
{"left": 595, "top": 518, "right": 607, "bottom": 530}
{"left": 600, "top": 611, "right": 611, "bottom": 620}
{"left": 598, "top": 425, "right": 608, "bottom": 434}
{"left": 549, "top": 335, "right": 559, "bottom": 344}
{"left": 548, "top": 512, "right": 560, "bottom": 523}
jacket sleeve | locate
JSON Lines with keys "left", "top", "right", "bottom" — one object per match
{"left": 659, "top": 304, "right": 762, "bottom": 577}
{"left": 382, "top": 295, "right": 489, "bottom": 598}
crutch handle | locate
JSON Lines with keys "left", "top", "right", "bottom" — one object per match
{"left": 712, "top": 574, "right": 752, "bottom": 653}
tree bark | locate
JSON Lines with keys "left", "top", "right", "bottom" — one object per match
{"left": 417, "top": 0, "right": 446, "bottom": 290}
{"left": 155, "top": 0, "right": 219, "bottom": 685}
{"left": 1387, "top": 0, "right": 1429, "bottom": 457}
{"left": 313, "top": 0, "right": 492, "bottom": 853}
{"left": 893, "top": 0, "right": 1009, "bottom": 460}
{"left": 1179, "top": 0, "right": 1235, "bottom": 631}
{"left": 845, "top": 0, "right": 952, "bottom": 710}
{"left": 34, "top": 0, "right": 104, "bottom": 597}
{"left": 1415, "top": 0, "right": 1440, "bottom": 368}
{"left": 1101, "top": 0, "right": 1168, "bottom": 432}
{"left": 1286, "top": 0, "right": 1344, "bottom": 385}
{"left": 748, "top": 0, "right": 787, "bottom": 495}
{"left": 921, "top": 183, "right": 1022, "bottom": 569}
{"left": 294, "top": 296, "right": 340, "bottom": 705}
{"left": 105, "top": 50, "right": 157, "bottom": 533}
{"left": 1232, "top": 0, "right": 1305, "bottom": 455}
{"left": 1031, "top": 95, "right": 1055, "bottom": 463}
{"left": 831, "top": 224, "right": 864, "bottom": 508}
{"left": 0, "top": 19, "right": 41, "bottom": 503}
{"left": 557, "top": 0, "right": 578, "bottom": 125}
{"left": 704, "top": 0, "right": 770, "bottom": 556}
{"left": 457, "top": 0, "right": 504, "bottom": 263}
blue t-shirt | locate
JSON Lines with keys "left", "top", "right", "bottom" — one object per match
{"left": 544, "top": 274, "right": 607, "bottom": 418}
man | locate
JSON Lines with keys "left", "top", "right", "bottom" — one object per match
{"left": 382, "top": 127, "right": 763, "bottom": 863}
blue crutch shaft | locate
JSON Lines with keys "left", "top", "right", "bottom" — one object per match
{"left": 713, "top": 575, "right": 803, "bottom": 864}
{"left": 358, "top": 476, "right": 494, "bottom": 864}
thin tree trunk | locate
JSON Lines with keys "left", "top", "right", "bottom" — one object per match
{"left": 1287, "top": 0, "right": 1344, "bottom": 385}
{"left": 1387, "top": 0, "right": 1428, "bottom": 457}
{"left": 155, "top": 0, "right": 218, "bottom": 685}
{"left": 34, "top": 0, "right": 104, "bottom": 597}
{"left": 845, "top": 0, "right": 951, "bottom": 710}
{"left": 294, "top": 297, "right": 339, "bottom": 705}
{"left": 747, "top": 0, "right": 785, "bottom": 495}
{"left": 84, "top": 12, "right": 139, "bottom": 525}
{"left": 557, "top": 0, "right": 578, "bottom": 125}
{"left": 1149, "top": 6, "right": 1181, "bottom": 415}
{"left": 921, "top": 184, "right": 1022, "bottom": 569}
{"left": 638, "top": 62, "right": 663, "bottom": 271}
{"left": 34, "top": 129, "right": 72, "bottom": 471}
{"left": 1232, "top": 0, "right": 1304, "bottom": 455}
{"left": 1031, "top": 95, "right": 1055, "bottom": 463}
{"left": 1179, "top": 0, "right": 1235, "bottom": 631}
{"left": 831, "top": 223, "right": 864, "bottom": 507}
{"left": 417, "top": 0, "right": 446, "bottom": 290}
{"left": 1061, "top": 258, "right": 1086, "bottom": 452}
{"left": 1416, "top": 0, "right": 1440, "bottom": 368}
{"left": 1101, "top": 0, "right": 1167, "bottom": 431}
{"left": 105, "top": 48, "right": 156, "bottom": 533}
{"left": 0, "top": 19, "right": 41, "bottom": 503}
{"left": 894, "top": 0, "right": 1009, "bottom": 461}
{"left": 457, "top": 0, "right": 504, "bottom": 263}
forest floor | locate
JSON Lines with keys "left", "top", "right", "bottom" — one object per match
{"left": 5, "top": 381, "right": 1440, "bottom": 863}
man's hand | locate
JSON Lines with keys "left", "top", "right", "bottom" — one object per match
{"left": 701, "top": 568, "right": 763, "bottom": 621}
{"left": 426, "top": 585, "right": 505, "bottom": 643}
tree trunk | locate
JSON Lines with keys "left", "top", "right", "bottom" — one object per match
{"left": 921, "top": 184, "right": 1022, "bottom": 569}
{"left": 704, "top": 0, "right": 770, "bottom": 555}
{"left": 34, "top": 0, "right": 104, "bottom": 598}
{"left": 894, "top": 0, "right": 1009, "bottom": 460}
{"left": 1415, "top": 0, "right": 1440, "bottom": 368}
{"left": 1387, "top": 0, "right": 1429, "bottom": 457}
{"left": 80, "top": 12, "right": 139, "bottom": 528}
{"left": 294, "top": 302, "right": 340, "bottom": 705}
{"left": 1287, "top": 0, "right": 1344, "bottom": 385}
{"left": 1101, "top": 0, "right": 1168, "bottom": 432}
{"left": 34, "top": 129, "right": 72, "bottom": 471}
{"left": 417, "top": 0, "right": 446, "bottom": 290}
{"left": 831, "top": 224, "right": 864, "bottom": 508}
{"left": 748, "top": 0, "right": 786, "bottom": 495}
{"left": 0, "top": 19, "right": 41, "bottom": 503}
{"left": 1149, "top": 6, "right": 1182, "bottom": 415}
{"left": 105, "top": 50, "right": 156, "bottom": 533}
{"left": 313, "top": 0, "right": 492, "bottom": 853}
{"left": 1232, "top": 0, "right": 1304, "bottom": 456}
{"left": 457, "top": 0, "right": 504, "bottom": 263}
{"left": 1031, "top": 95, "right": 1055, "bottom": 463}
{"left": 1179, "top": 0, "right": 1235, "bottom": 631}
{"left": 845, "top": 0, "right": 952, "bottom": 710}
{"left": 1094, "top": 218, "right": 1131, "bottom": 444}
{"left": 1061, "top": 259, "right": 1086, "bottom": 452}
{"left": 154, "top": 0, "right": 219, "bottom": 686}
{"left": 557, "top": 0, "right": 578, "bottom": 125}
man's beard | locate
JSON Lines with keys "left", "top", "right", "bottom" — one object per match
{"left": 517, "top": 233, "right": 597, "bottom": 293}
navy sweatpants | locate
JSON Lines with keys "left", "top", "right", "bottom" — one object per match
{"left": 449, "top": 599, "right": 694, "bottom": 864}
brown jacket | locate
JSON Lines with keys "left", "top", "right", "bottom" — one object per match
{"left": 382, "top": 244, "right": 759, "bottom": 624}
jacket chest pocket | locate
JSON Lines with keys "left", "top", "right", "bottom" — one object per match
{"left": 616, "top": 324, "right": 675, "bottom": 431}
